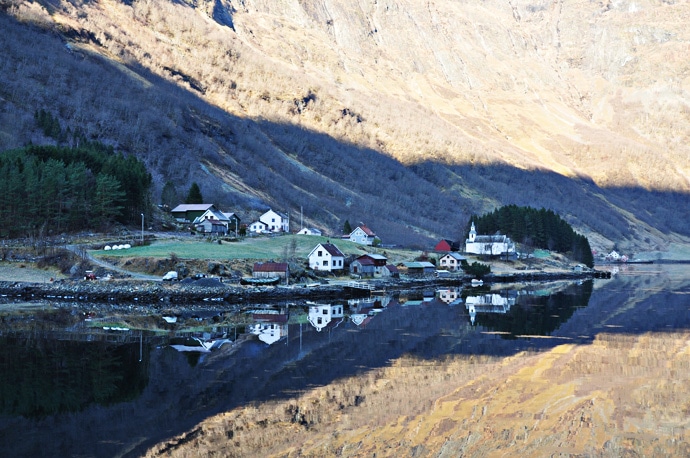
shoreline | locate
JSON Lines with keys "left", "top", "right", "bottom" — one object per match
{"left": 0, "top": 269, "right": 599, "bottom": 307}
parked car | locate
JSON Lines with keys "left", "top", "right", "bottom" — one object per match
{"left": 162, "top": 271, "right": 178, "bottom": 281}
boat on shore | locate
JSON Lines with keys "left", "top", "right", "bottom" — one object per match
{"left": 240, "top": 276, "right": 281, "bottom": 286}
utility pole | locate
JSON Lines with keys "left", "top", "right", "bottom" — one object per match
{"left": 141, "top": 213, "right": 144, "bottom": 244}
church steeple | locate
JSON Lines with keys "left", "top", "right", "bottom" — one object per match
{"left": 469, "top": 221, "right": 477, "bottom": 242}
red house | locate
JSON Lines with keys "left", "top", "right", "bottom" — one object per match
{"left": 434, "top": 239, "right": 458, "bottom": 252}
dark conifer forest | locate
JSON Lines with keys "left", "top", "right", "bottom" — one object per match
{"left": 471, "top": 205, "right": 594, "bottom": 267}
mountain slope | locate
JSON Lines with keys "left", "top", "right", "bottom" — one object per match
{"left": 1, "top": 0, "right": 689, "bottom": 251}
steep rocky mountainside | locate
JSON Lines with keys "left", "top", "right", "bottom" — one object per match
{"left": 1, "top": 0, "right": 688, "bottom": 251}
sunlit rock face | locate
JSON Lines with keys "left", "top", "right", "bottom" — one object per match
{"left": 2, "top": 0, "right": 689, "bottom": 250}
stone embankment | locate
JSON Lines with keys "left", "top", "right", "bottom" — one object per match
{"left": 0, "top": 269, "right": 602, "bottom": 307}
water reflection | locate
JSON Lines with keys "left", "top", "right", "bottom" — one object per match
{"left": 465, "top": 292, "right": 515, "bottom": 325}
{"left": 3, "top": 265, "right": 690, "bottom": 457}
{"left": 0, "top": 332, "right": 149, "bottom": 419}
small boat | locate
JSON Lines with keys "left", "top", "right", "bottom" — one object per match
{"left": 241, "top": 276, "right": 280, "bottom": 286}
{"left": 471, "top": 279, "right": 484, "bottom": 286}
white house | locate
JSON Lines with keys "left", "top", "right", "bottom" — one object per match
{"left": 192, "top": 208, "right": 241, "bottom": 234}
{"left": 248, "top": 220, "right": 268, "bottom": 234}
{"left": 308, "top": 242, "right": 345, "bottom": 272}
{"left": 170, "top": 203, "right": 216, "bottom": 222}
{"left": 348, "top": 224, "right": 377, "bottom": 245}
{"left": 438, "top": 252, "right": 466, "bottom": 271}
{"left": 297, "top": 227, "right": 322, "bottom": 236}
{"left": 308, "top": 302, "right": 344, "bottom": 332}
{"left": 260, "top": 209, "right": 289, "bottom": 233}
{"left": 465, "top": 222, "right": 515, "bottom": 256}
{"left": 193, "top": 218, "right": 227, "bottom": 234}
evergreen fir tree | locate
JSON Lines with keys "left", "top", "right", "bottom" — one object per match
{"left": 185, "top": 182, "right": 203, "bottom": 204}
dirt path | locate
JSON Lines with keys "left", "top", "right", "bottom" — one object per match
{"left": 66, "top": 245, "right": 162, "bottom": 281}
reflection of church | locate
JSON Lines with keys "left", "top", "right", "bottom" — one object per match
{"left": 465, "top": 294, "right": 515, "bottom": 325}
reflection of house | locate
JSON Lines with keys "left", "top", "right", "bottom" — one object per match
{"left": 297, "top": 227, "right": 322, "bottom": 236}
{"left": 169, "top": 335, "right": 232, "bottom": 352}
{"left": 438, "top": 252, "right": 466, "bottom": 271}
{"left": 248, "top": 323, "right": 288, "bottom": 345}
{"left": 252, "top": 262, "right": 289, "bottom": 281}
{"left": 348, "top": 296, "right": 390, "bottom": 314}
{"left": 347, "top": 225, "right": 378, "bottom": 245}
{"left": 465, "top": 222, "right": 515, "bottom": 256}
{"left": 308, "top": 242, "right": 345, "bottom": 271}
{"left": 260, "top": 209, "right": 290, "bottom": 233}
{"left": 171, "top": 204, "right": 216, "bottom": 223}
{"left": 249, "top": 310, "right": 289, "bottom": 345}
{"left": 465, "top": 294, "right": 516, "bottom": 325}
{"left": 437, "top": 288, "right": 463, "bottom": 305}
{"left": 308, "top": 302, "right": 344, "bottom": 332}
{"left": 349, "top": 254, "right": 388, "bottom": 277}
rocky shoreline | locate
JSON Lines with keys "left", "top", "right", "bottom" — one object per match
{"left": 0, "top": 269, "right": 601, "bottom": 308}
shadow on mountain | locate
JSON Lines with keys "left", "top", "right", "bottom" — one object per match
{"left": 1, "top": 13, "right": 689, "bottom": 249}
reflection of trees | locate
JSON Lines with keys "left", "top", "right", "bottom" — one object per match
{"left": 0, "top": 337, "right": 148, "bottom": 418}
{"left": 473, "top": 281, "right": 593, "bottom": 337}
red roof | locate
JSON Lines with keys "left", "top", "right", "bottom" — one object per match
{"left": 357, "top": 225, "right": 376, "bottom": 236}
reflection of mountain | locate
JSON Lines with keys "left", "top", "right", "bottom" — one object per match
{"left": 0, "top": 285, "right": 640, "bottom": 456}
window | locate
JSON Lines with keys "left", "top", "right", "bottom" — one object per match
{"left": 323, "top": 260, "right": 328, "bottom": 266}
{"left": 318, "top": 250, "right": 322, "bottom": 256}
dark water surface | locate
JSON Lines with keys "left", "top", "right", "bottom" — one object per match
{"left": 1, "top": 264, "right": 688, "bottom": 457}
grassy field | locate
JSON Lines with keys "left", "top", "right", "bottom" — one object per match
{"left": 0, "top": 262, "right": 66, "bottom": 283}
{"left": 91, "top": 234, "right": 421, "bottom": 263}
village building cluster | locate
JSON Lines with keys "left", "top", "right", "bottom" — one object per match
{"left": 169, "top": 203, "right": 516, "bottom": 281}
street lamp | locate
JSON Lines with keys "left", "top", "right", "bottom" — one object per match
{"left": 141, "top": 213, "right": 144, "bottom": 244}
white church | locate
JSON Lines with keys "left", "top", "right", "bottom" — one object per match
{"left": 465, "top": 222, "right": 516, "bottom": 256}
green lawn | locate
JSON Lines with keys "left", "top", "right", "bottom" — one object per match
{"left": 91, "top": 234, "right": 419, "bottom": 262}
